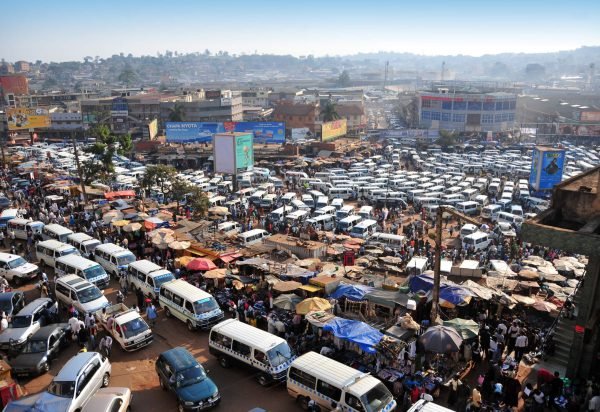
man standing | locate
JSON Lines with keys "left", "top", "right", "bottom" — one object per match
{"left": 515, "top": 331, "right": 529, "bottom": 362}
{"left": 99, "top": 335, "right": 113, "bottom": 358}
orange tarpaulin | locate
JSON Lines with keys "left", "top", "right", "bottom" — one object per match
{"left": 104, "top": 190, "right": 136, "bottom": 200}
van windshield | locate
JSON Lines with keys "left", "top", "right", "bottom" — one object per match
{"left": 83, "top": 265, "right": 106, "bottom": 281}
{"left": 154, "top": 273, "right": 175, "bottom": 289}
{"left": 76, "top": 286, "right": 103, "bottom": 304}
{"left": 121, "top": 317, "right": 149, "bottom": 339}
{"left": 351, "top": 226, "right": 367, "bottom": 235}
{"left": 117, "top": 254, "right": 136, "bottom": 266}
{"left": 7, "top": 257, "right": 27, "bottom": 269}
{"left": 267, "top": 342, "right": 293, "bottom": 367}
{"left": 60, "top": 249, "right": 78, "bottom": 257}
{"left": 463, "top": 237, "right": 475, "bottom": 245}
{"left": 361, "top": 382, "right": 394, "bottom": 412}
{"left": 194, "top": 297, "right": 218, "bottom": 314}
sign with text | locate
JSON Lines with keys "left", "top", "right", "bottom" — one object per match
{"left": 166, "top": 122, "right": 285, "bottom": 144}
{"left": 7, "top": 107, "right": 50, "bottom": 130}
{"left": 321, "top": 119, "right": 347, "bottom": 141}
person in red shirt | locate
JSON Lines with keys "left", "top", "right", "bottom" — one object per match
{"left": 410, "top": 385, "right": 421, "bottom": 404}
{"left": 537, "top": 368, "right": 555, "bottom": 388}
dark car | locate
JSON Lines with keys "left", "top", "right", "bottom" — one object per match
{"left": 9, "top": 323, "right": 69, "bottom": 376}
{"left": 156, "top": 347, "right": 220, "bottom": 412}
{"left": 0, "top": 291, "right": 25, "bottom": 318}
{"left": 0, "top": 197, "right": 10, "bottom": 210}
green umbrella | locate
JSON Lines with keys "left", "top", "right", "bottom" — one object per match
{"left": 443, "top": 318, "right": 480, "bottom": 340}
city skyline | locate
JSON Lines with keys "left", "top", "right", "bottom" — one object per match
{"left": 1, "top": 0, "right": 599, "bottom": 62}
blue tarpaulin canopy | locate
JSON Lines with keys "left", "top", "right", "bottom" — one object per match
{"left": 329, "top": 284, "right": 373, "bottom": 301}
{"left": 439, "top": 285, "right": 474, "bottom": 306}
{"left": 408, "top": 274, "right": 435, "bottom": 293}
{"left": 322, "top": 318, "right": 383, "bottom": 353}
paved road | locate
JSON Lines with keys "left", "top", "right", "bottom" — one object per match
{"left": 15, "top": 278, "right": 298, "bottom": 412}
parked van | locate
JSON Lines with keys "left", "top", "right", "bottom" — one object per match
{"left": 510, "top": 205, "right": 524, "bottom": 217}
{"left": 36, "top": 240, "right": 80, "bottom": 268}
{"left": 461, "top": 188, "right": 479, "bottom": 201}
{"left": 54, "top": 274, "right": 109, "bottom": 315}
{"left": 496, "top": 212, "right": 524, "bottom": 227}
{"left": 474, "top": 194, "right": 489, "bottom": 209}
{"left": 287, "top": 351, "right": 396, "bottom": 412}
{"left": 210, "top": 319, "right": 296, "bottom": 386}
{"left": 329, "top": 187, "right": 354, "bottom": 200}
{"left": 41, "top": 224, "right": 74, "bottom": 243}
{"left": 301, "top": 194, "right": 315, "bottom": 209}
{"left": 315, "top": 196, "right": 329, "bottom": 210}
{"left": 270, "top": 206, "right": 294, "bottom": 224}
{"left": 217, "top": 221, "right": 242, "bottom": 234}
{"left": 459, "top": 224, "right": 479, "bottom": 239}
{"left": 55, "top": 255, "right": 110, "bottom": 289}
{"left": 455, "top": 201, "right": 479, "bottom": 216}
{"left": 335, "top": 206, "right": 355, "bottom": 221}
{"left": 238, "top": 229, "right": 270, "bottom": 246}
{"left": 336, "top": 215, "right": 362, "bottom": 233}
{"left": 159, "top": 279, "right": 224, "bottom": 330}
{"left": 368, "top": 233, "right": 405, "bottom": 250}
{"left": 94, "top": 243, "right": 137, "bottom": 278}
{"left": 249, "top": 190, "right": 266, "bottom": 206}
{"left": 350, "top": 219, "right": 378, "bottom": 239}
{"left": 313, "top": 206, "right": 336, "bottom": 217}
{"left": 462, "top": 232, "right": 491, "bottom": 251}
{"left": 481, "top": 204, "right": 502, "bottom": 220}
{"left": 305, "top": 214, "right": 335, "bottom": 231}
{"left": 357, "top": 206, "right": 373, "bottom": 220}
{"left": 496, "top": 198, "right": 512, "bottom": 211}
{"left": 127, "top": 259, "right": 175, "bottom": 300}
{"left": 330, "top": 198, "right": 344, "bottom": 211}
{"left": 0, "top": 209, "right": 19, "bottom": 229}
{"left": 285, "top": 210, "right": 310, "bottom": 226}
{"left": 66, "top": 233, "right": 101, "bottom": 256}
{"left": 7, "top": 219, "right": 44, "bottom": 240}
{"left": 284, "top": 171, "right": 308, "bottom": 182}
{"left": 280, "top": 192, "right": 297, "bottom": 205}
{"left": 260, "top": 194, "right": 277, "bottom": 209}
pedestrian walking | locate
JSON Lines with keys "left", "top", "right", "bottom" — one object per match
{"left": 99, "top": 335, "right": 113, "bottom": 358}
{"left": 146, "top": 302, "right": 158, "bottom": 326}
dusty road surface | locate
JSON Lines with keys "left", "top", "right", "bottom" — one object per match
{"left": 16, "top": 279, "right": 297, "bottom": 412}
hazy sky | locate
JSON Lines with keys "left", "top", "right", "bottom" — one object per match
{"left": 2, "top": 0, "right": 599, "bottom": 62}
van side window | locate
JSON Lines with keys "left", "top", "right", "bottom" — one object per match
{"left": 253, "top": 349, "right": 267, "bottom": 364}
{"left": 232, "top": 340, "right": 251, "bottom": 357}
{"left": 210, "top": 331, "right": 231, "bottom": 348}
{"left": 289, "top": 367, "right": 316, "bottom": 389}
{"left": 185, "top": 301, "right": 194, "bottom": 313}
{"left": 345, "top": 393, "right": 364, "bottom": 411}
{"left": 137, "top": 270, "right": 145, "bottom": 282}
{"left": 316, "top": 379, "right": 342, "bottom": 401}
{"left": 172, "top": 294, "right": 183, "bottom": 307}
{"left": 56, "top": 283, "right": 71, "bottom": 298}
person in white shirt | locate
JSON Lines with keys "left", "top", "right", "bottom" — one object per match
{"left": 0, "top": 312, "right": 8, "bottom": 331}
{"left": 514, "top": 332, "right": 529, "bottom": 362}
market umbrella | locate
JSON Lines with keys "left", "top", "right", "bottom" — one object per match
{"left": 208, "top": 206, "right": 230, "bottom": 216}
{"left": 295, "top": 297, "right": 332, "bottom": 315}
{"left": 178, "top": 256, "right": 195, "bottom": 267}
{"left": 103, "top": 210, "right": 123, "bottom": 223}
{"left": 346, "top": 238, "right": 365, "bottom": 245}
{"left": 152, "top": 235, "right": 175, "bottom": 249}
{"left": 187, "top": 258, "right": 217, "bottom": 271}
{"left": 443, "top": 318, "right": 480, "bottom": 340}
{"left": 273, "top": 294, "right": 303, "bottom": 311}
{"left": 111, "top": 219, "right": 130, "bottom": 227}
{"left": 419, "top": 325, "right": 463, "bottom": 353}
{"left": 512, "top": 295, "right": 536, "bottom": 305}
{"left": 532, "top": 300, "right": 558, "bottom": 313}
{"left": 203, "top": 268, "right": 228, "bottom": 279}
{"left": 272, "top": 280, "right": 302, "bottom": 293}
{"left": 518, "top": 269, "right": 539, "bottom": 280}
{"left": 148, "top": 227, "right": 175, "bottom": 237}
{"left": 343, "top": 242, "right": 361, "bottom": 250}
{"left": 123, "top": 222, "right": 142, "bottom": 232}
{"left": 169, "top": 240, "right": 191, "bottom": 250}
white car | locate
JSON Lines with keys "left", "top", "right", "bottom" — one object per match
{"left": 0, "top": 253, "right": 38, "bottom": 286}
{"left": 0, "top": 298, "right": 57, "bottom": 351}
{"left": 83, "top": 387, "right": 131, "bottom": 412}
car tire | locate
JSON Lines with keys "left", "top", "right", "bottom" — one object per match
{"left": 102, "top": 372, "right": 110, "bottom": 387}
{"left": 164, "top": 307, "right": 171, "bottom": 318}
{"left": 298, "top": 396, "right": 310, "bottom": 410}
{"left": 257, "top": 374, "right": 269, "bottom": 387}
{"left": 186, "top": 320, "right": 195, "bottom": 331}
{"left": 219, "top": 356, "right": 230, "bottom": 368}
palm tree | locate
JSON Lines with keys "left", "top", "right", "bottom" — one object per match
{"left": 167, "top": 103, "right": 186, "bottom": 122}
{"left": 320, "top": 101, "right": 340, "bottom": 122}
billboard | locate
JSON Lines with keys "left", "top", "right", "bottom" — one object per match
{"left": 529, "top": 147, "right": 566, "bottom": 191}
{"left": 205, "top": 90, "right": 221, "bottom": 99}
{"left": 291, "top": 127, "right": 311, "bottom": 140}
{"left": 166, "top": 122, "right": 285, "bottom": 144}
{"left": 580, "top": 111, "right": 600, "bottom": 122}
{"left": 213, "top": 133, "right": 254, "bottom": 175}
{"left": 383, "top": 129, "right": 439, "bottom": 139}
{"left": 7, "top": 107, "right": 50, "bottom": 130}
{"left": 321, "top": 119, "right": 347, "bottom": 141}
{"left": 235, "top": 133, "right": 254, "bottom": 173}
{"left": 147, "top": 119, "right": 158, "bottom": 140}
{"left": 213, "top": 134, "right": 235, "bottom": 174}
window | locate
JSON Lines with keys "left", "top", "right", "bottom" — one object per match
{"left": 453, "top": 101, "right": 466, "bottom": 110}
{"left": 421, "top": 99, "right": 432, "bottom": 108}
{"left": 421, "top": 111, "right": 431, "bottom": 120}
{"left": 288, "top": 367, "right": 316, "bottom": 389}
{"left": 345, "top": 393, "right": 364, "bottom": 411}
{"left": 441, "top": 112, "right": 451, "bottom": 122}
{"left": 496, "top": 101, "right": 503, "bottom": 110}
{"left": 482, "top": 114, "right": 494, "bottom": 124}
{"left": 430, "top": 111, "right": 440, "bottom": 120}
{"left": 185, "top": 301, "right": 194, "bottom": 313}
{"left": 110, "top": 399, "right": 124, "bottom": 412}
{"left": 232, "top": 340, "right": 251, "bottom": 357}
{"left": 483, "top": 102, "right": 495, "bottom": 111}
{"left": 253, "top": 349, "right": 267, "bottom": 364}
{"left": 468, "top": 101, "right": 482, "bottom": 110}
{"left": 502, "top": 101, "right": 510, "bottom": 110}
{"left": 56, "top": 283, "right": 71, "bottom": 298}
{"left": 441, "top": 101, "right": 452, "bottom": 110}
{"left": 316, "top": 380, "right": 342, "bottom": 401}
{"left": 495, "top": 114, "right": 503, "bottom": 122}
{"left": 172, "top": 294, "right": 183, "bottom": 307}
{"left": 509, "top": 101, "right": 516, "bottom": 110}
{"left": 452, "top": 114, "right": 466, "bottom": 123}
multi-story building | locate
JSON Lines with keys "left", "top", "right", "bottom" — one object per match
{"left": 0, "top": 63, "right": 14, "bottom": 75}
{"left": 159, "top": 91, "right": 243, "bottom": 124}
{"left": 336, "top": 103, "right": 367, "bottom": 135}
{"left": 418, "top": 84, "right": 517, "bottom": 132}
{"left": 272, "top": 103, "right": 320, "bottom": 134}
{"left": 14, "top": 61, "right": 30, "bottom": 73}
{"left": 0, "top": 74, "right": 29, "bottom": 105}
{"left": 241, "top": 89, "right": 271, "bottom": 108}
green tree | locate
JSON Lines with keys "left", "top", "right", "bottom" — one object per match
{"left": 171, "top": 179, "right": 192, "bottom": 211}
{"left": 187, "top": 186, "right": 210, "bottom": 219}
{"left": 81, "top": 125, "right": 132, "bottom": 183}
{"left": 140, "top": 164, "right": 177, "bottom": 203}
{"left": 118, "top": 65, "right": 138, "bottom": 86}
{"left": 167, "top": 103, "right": 186, "bottom": 122}
{"left": 435, "top": 129, "right": 459, "bottom": 147}
{"left": 336, "top": 70, "right": 351, "bottom": 87}
{"left": 320, "top": 101, "right": 340, "bottom": 122}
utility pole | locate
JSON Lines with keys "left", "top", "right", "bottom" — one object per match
{"left": 71, "top": 130, "right": 88, "bottom": 204}
{"left": 430, "top": 206, "right": 480, "bottom": 324}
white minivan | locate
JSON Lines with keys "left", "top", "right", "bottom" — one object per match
{"left": 36, "top": 240, "right": 80, "bottom": 269}
{"left": 462, "top": 231, "right": 491, "bottom": 251}
{"left": 94, "top": 243, "right": 137, "bottom": 278}
{"left": 127, "top": 259, "right": 175, "bottom": 300}
{"left": 66, "top": 233, "right": 102, "bottom": 256}
{"left": 41, "top": 224, "right": 74, "bottom": 243}
{"left": 350, "top": 219, "right": 378, "bottom": 239}
{"left": 481, "top": 204, "right": 502, "bottom": 220}
{"left": 54, "top": 274, "right": 110, "bottom": 315}
{"left": 0, "top": 253, "right": 39, "bottom": 286}
{"left": 7, "top": 219, "right": 44, "bottom": 240}
{"left": 209, "top": 319, "right": 296, "bottom": 386}
{"left": 55, "top": 255, "right": 110, "bottom": 289}
{"left": 159, "top": 279, "right": 224, "bottom": 330}
{"left": 238, "top": 229, "right": 270, "bottom": 246}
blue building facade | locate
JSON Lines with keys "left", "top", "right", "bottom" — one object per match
{"left": 418, "top": 90, "right": 517, "bottom": 133}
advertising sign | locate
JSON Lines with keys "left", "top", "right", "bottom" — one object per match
{"left": 205, "top": 90, "right": 221, "bottom": 99}
{"left": 166, "top": 122, "right": 285, "bottom": 144}
{"left": 213, "top": 134, "right": 236, "bottom": 174}
{"left": 7, "top": 107, "right": 50, "bottom": 130}
{"left": 321, "top": 119, "right": 347, "bottom": 141}
{"left": 530, "top": 147, "right": 566, "bottom": 191}
{"left": 580, "top": 111, "right": 600, "bottom": 122}
{"left": 235, "top": 133, "right": 254, "bottom": 173}
{"left": 291, "top": 127, "right": 310, "bottom": 140}
{"left": 147, "top": 119, "right": 158, "bottom": 140}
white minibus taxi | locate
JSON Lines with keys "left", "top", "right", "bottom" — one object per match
{"left": 238, "top": 229, "right": 270, "bottom": 246}
{"left": 336, "top": 215, "right": 363, "bottom": 233}
{"left": 368, "top": 233, "right": 405, "bottom": 250}
{"left": 350, "top": 219, "right": 378, "bottom": 239}
{"left": 481, "top": 204, "right": 502, "bottom": 220}
{"left": 335, "top": 206, "right": 355, "bottom": 221}
{"left": 455, "top": 201, "right": 479, "bottom": 216}
{"left": 55, "top": 254, "right": 110, "bottom": 289}
{"left": 128, "top": 259, "right": 175, "bottom": 299}
{"left": 495, "top": 212, "right": 524, "bottom": 227}
{"left": 358, "top": 206, "right": 373, "bottom": 220}
{"left": 462, "top": 231, "right": 491, "bottom": 251}
{"left": 270, "top": 206, "right": 295, "bottom": 223}
{"left": 217, "top": 221, "right": 242, "bottom": 235}
{"left": 66, "top": 233, "right": 101, "bottom": 256}
{"left": 41, "top": 224, "right": 73, "bottom": 243}
{"left": 159, "top": 279, "right": 224, "bottom": 330}
{"left": 7, "top": 219, "right": 44, "bottom": 240}
{"left": 305, "top": 214, "right": 335, "bottom": 231}
{"left": 36, "top": 240, "right": 80, "bottom": 268}
{"left": 287, "top": 351, "right": 396, "bottom": 412}
{"left": 93, "top": 243, "right": 137, "bottom": 278}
